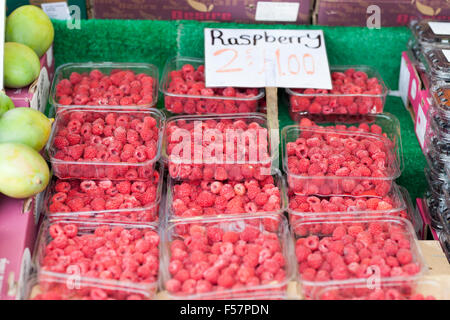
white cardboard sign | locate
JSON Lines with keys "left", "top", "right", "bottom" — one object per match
{"left": 204, "top": 28, "right": 332, "bottom": 89}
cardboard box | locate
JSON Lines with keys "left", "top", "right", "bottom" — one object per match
{"left": 314, "top": 0, "right": 450, "bottom": 27}
{"left": 5, "top": 46, "right": 54, "bottom": 113}
{"left": 7, "top": 0, "right": 88, "bottom": 19}
{"left": 88, "top": 0, "right": 312, "bottom": 24}
{"left": 0, "top": 194, "right": 44, "bottom": 300}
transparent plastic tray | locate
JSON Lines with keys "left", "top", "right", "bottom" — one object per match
{"left": 160, "top": 215, "right": 295, "bottom": 300}
{"left": 438, "top": 231, "right": 450, "bottom": 263}
{"left": 50, "top": 62, "right": 159, "bottom": 111}
{"left": 409, "top": 20, "right": 450, "bottom": 52}
{"left": 165, "top": 169, "right": 287, "bottom": 223}
{"left": 292, "top": 216, "right": 427, "bottom": 299}
{"left": 313, "top": 278, "right": 449, "bottom": 300}
{"left": 288, "top": 184, "right": 422, "bottom": 238}
{"left": 160, "top": 56, "right": 265, "bottom": 115}
{"left": 162, "top": 113, "right": 274, "bottom": 181}
{"left": 281, "top": 119, "right": 403, "bottom": 197}
{"left": 33, "top": 220, "right": 160, "bottom": 300}
{"left": 46, "top": 108, "right": 165, "bottom": 180}
{"left": 430, "top": 81, "right": 450, "bottom": 122}
{"left": 25, "top": 273, "right": 155, "bottom": 300}
{"left": 422, "top": 48, "right": 450, "bottom": 81}
{"left": 44, "top": 164, "right": 164, "bottom": 225}
{"left": 287, "top": 66, "right": 388, "bottom": 117}
{"left": 428, "top": 106, "right": 450, "bottom": 141}
{"left": 423, "top": 189, "right": 445, "bottom": 231}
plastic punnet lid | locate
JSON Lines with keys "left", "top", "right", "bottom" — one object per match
{"left": 410, "top": 20, "right": 450, "bottom": 48}
{"left": 431, "top": 81, "right": 450, "bottom": 121}
{"left": 423, "top": 49, "right": 450, "bottom": 81}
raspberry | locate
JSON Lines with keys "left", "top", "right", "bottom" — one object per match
{"left": 396, "top": 249, "right": 412, "bottom": 265}
{"left": 54, "top": 136, "right": 69, "bottom": 149}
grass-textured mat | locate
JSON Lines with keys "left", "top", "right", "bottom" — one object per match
{"left": 50, "top": 19, "right": 427, "bottom": 201}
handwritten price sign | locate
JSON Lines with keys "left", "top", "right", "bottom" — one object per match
{"left": 204, "top": 28, "right": 332, "bottom": 89}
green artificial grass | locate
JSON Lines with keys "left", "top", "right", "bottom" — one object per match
{"left": 50, "top": 19, "right": 427, "bottom": 201}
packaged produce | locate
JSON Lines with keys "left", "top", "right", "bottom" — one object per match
{"left": 422, "top": 48, "right": 450, "bottom": 81}
{"left": 161, "top": 215, "right": 294, "bottom": 299}
{"left": 163, "top": 113, "right": 273, "bottom": 181}
{"left": 409, "top": 20, "right": 450, "bottom": 58}
{"left": 160, "top": 57, "right": 264, "bottom": 115}
{"left": 313, "top": 279, "right": 447, "bottom": 300}
{"left": 44, "top": 164, "right": 163, "bottom": 224}
{"left": 287, "top": 66, "right": 388, "bottom": 117}
{"left": 50, "top": 62, "right": 159, "bottom": 110}
{"left": 166, "top": 170, "right": 286, "bottom": 222}
{"left": 293, "top": 216, "right": 426, "bottom": 299}
{"left": 282, "top": 117, "right": 402, "bottom": 197}
{"left": 33, "top": 220, "right": 160, "bottom": 300}
{"left": 288, "top": 184, "right": 422, "bottom": 238}
{"left": 47, "top": 108, "right": 165, "bottom": 180}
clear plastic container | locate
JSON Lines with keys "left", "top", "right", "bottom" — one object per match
{"left": 162, "top": 113, "right": 274, "bottom": 181}
{"left": 160, "top": 56, "right": 265, "bottom": 115}
{"left": 287, "top": 66, "right": 388, "bottom": 117}
{"left": 422, "top": 48, "right": 450, "bottom": 81}
{"left": 430, "top": 81, "right": 450, "bottom": 122}
{"left": 292, "top": 216, "right": 427, "bottom": 299}
{"left": 288, "top": 113, "right": 402, "bottom": 148}
{"left": 46, "top": 108, "right": 165, "bottom": 180}
{"left": 409, "top": 20, "right": 450, "bottom": 55}
{"left": 313, "top": 278, "right": 449, "bottom": 300}
{"left": 288, "top": 184, "right": 422, "bottom": 238}
{"left": 50, "top": 62, "right": 159, "bottom": 111}
{"left": 166, "top": 169, "right": 287, "bottom": 223}
{"left": 160, "top": 215, "right": 295, "bottom": 300}
{"left": 44, "top": 164, "right": 164, "bottom": 225}
{"left": 281, "top": 119, "right": 403, "bottom": 197}
{"left": 428, "top": 107, "right": 450, "bottom": 142}
{"left": 25, "top": 273, "right": 156, "bottom": 300}
{"left": 438, "top": 231, "right": 450, "bottom": 263}
{"left": 33, "top": 220, "right": 160, "bottom": 300}
{"left": 423, "top": 189, "right": 445, "bottom": 231}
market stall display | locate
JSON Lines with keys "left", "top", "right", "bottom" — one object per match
{"left": 0, "top": 4, "right": 448, "bottom": 302}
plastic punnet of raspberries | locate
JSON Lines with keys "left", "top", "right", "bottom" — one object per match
{"left": 289, "top": 68, "right": 385, "bottom": 116}
{"left": 55, "top": 69, "right": 156, "bottom": 108}
{"left": 288, "top": 190, "right": 408, "bottom": 223}
{"left": 294, "top": 217, "right": 423, "bottom": 299}
{"left": 166, "top": 117, "right": 272, "bottom": 181}
{"left": 47, "top": 172, "right": 161, "bottom": 223}
{"left": 317, "top": 284, "right": 437, "bottom": 300}
{"left": 170, "top": 176, "right": 282, "bottom": 220}
{"left": 164, "top": 63, "right": 261, "bottom": 114}
{"left": 284, "top": 118, "right": 398, "bottom": 197}
{"left": 164, "top": 216, "right": 289, "bottom": 298}
{"left": 50, "top": 110, "right": 161, "bottom": 180}
{"left": 37, "top": 223, "right": 160, "bottom": 300}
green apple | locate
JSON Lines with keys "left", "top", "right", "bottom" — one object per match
{"left": 6, "top": 5, "right": 54, "bottom": 57}
{"left": 4, "top": 42, "right": 41, "bottom": 89}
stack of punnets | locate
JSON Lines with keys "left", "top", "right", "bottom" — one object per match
{"left": 26, "top": 19, "right": 442, "bottom": 300}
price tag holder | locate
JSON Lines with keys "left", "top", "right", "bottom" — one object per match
{"left": 204, "top": 28, "right": 332, "bottom": 89}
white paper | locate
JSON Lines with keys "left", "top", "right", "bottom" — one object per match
{"left": 428, "top": 22, "right": 450, "bottom": 36}
{"left": 398, "top": 56, "right": 410, "bottom": 108}
{"left": 41, "top": 2, "right": 70, "bottom": 20}
{"left": 255, "top": 1, "right": 300, "bottom": 22}
{"left": 443, "top": 49, "right": 450, "bottom": 63}
{"left": 204, "top": 28, "right": 332, "bottom": 89}
{"left": 415, "top": 104, "right": 427, "bottom": 149}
